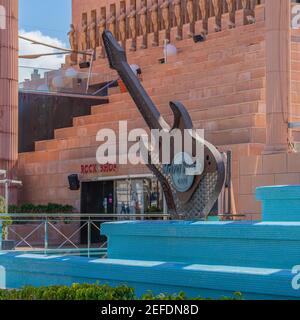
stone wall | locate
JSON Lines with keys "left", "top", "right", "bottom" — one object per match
{"left": 0, "top": 0, "right": 18, "bottom": 204}
{"left": 239, "top": 153, "right": 300, "bottom": 219}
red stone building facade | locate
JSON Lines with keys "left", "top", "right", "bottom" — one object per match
{"left": 0, "top": 0, "right": 18, "bottom": 203}
{"left": 16, "top": 1, "right": 300, "bottom": 219}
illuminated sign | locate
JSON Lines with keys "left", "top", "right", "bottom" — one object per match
{"left": 81, "top": 163, "right": 117, "bottom": 175}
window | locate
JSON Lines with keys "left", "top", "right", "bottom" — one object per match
{"left": 115, "top": 178, "right": 163, "bottom": 215}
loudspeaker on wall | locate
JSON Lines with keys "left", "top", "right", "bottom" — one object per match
{"left": 68, "top": 174, "right": 80, "bottom": 190}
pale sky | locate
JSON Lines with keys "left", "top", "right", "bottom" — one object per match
{"left": 19, "top": 0, "right": 71, "bottom": 43}
{"left": 18, "top": 0, "right": 72, "bottom": 83}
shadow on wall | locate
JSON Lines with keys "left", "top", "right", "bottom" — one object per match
{"left": 18, "top": 91, "right": 108, "bottom": 153}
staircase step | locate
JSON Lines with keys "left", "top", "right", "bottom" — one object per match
{"left": 36, "top": 122, "right": 265, "bottom": 153}
{"left": 26, "top": 10, "right": 267, "bottom": 171}
{"left": 75, "top": 9, "right": 265, "bottom": 89}
{"left": 90, "top": 100, "right": 265, "bottom": 121}
{"left": 56, "top": 106, "right": 265, "bottom": 140}
{"left": 196, "top": 114, "right": 266, "bottom": 131}
{"left": 76, "top": 104, "right": 266, "bottom": 131}
{"left": 207, "top": 127, "right": 265, "bottom": 145}
{"left": 106, "top": 88, "right": 264, "bottom": 110}
{"left": 2, "top": 252, "right": 298, "bottom": 300}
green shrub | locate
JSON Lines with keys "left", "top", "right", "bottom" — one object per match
{"left": 146, "top": 206, "right": 162, "bottom": 213}
{"left": 0, "top": 283, "right": 243, "bottom": 300}
{"left": 0, "top": 283, "right": 135, "bottom": 300}
{"left": 8, "top": 205, "right": 18, "bottom": 214}
{"left": 8, "top": 203, "right": 74, "bottom": 214}
{"left": 6, "top": 203, "right": 75, "bottom": 225}
{"left": 142, "top": 291, "right": 189, "bottom": 300}
{"left": 141, "top": 291, "right": 243, "bottom": 300}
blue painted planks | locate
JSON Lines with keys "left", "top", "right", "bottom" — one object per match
{"left": 256, "top": 185, "right": 300, "bottom": 221}
{"left": 102, "top": 221, "right": 300, "bottom": 269}
{"left": 0, "top": 252, "right": 299, "bottom": 300}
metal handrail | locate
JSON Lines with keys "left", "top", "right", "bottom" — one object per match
{"left": 0, "top": 213, "right": 258, "bottom": 257}
{"left": 0, "top": 213, "right": 170, "bottom": 257}
{"left": 92, "top": 79, "right": 118, "bottom": 96}
{"left": 0, "top": 213, "right": 170, "bottom": 218}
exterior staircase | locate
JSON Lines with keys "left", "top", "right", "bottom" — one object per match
{"left": 18, "top": 6, "right": 267, "bottom": 212}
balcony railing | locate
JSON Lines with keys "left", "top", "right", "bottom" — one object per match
{"left": 18, "top": 66, "right": 112, "bottom": 97}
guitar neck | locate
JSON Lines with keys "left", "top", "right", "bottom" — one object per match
{"left": 117, "top": 61, "right": 170, "bottom": 131}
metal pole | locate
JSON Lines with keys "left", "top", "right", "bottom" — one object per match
{"left": 87, "top": 218, "right": 91, "bottom": 258}
{"left": 44, "top": 217, "right": 49, "bottom": 253}
{"left": 164, "top": 39, "right": 168, "bottom": 64}
{"left": 0, "top": 171, "right": 8, "bottom": 214}
{"left": 4, "top": 180, "right": 8, "bottom": 213}
{"left": 86, "top": 50, "right": 95, "bottom": 94}
{"left": 18, "top": 35, "right": 91, "bottom": 56}
{"left": 226, "top": 151, "right": 232, "bottom": 216}
{"left": 4, "top": 179, "right": 8, "bottom": 240}
{"left": 0, "top": 173, "right": 21, "bottom": 241}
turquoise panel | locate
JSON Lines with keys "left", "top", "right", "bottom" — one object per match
{"left": 256, "top": 185, "right": 300, "bottom": 221}
{"left": 0, "top": 222, "right": 2, "bottom": 249}
{"left": 102, "top": 221, "right": 300, "bottom": 269}
{"left": 0, "top": 252, "right": 299, "bottom": 300}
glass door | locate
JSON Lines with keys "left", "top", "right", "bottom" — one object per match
{"left": 115, "top": 179, "right": 144, "bottom": 215}
{"left": 115, "top": 178, "right": 164, "bottom": 216}
{"left": 129, "top": 180, "right": 144, "bottom": 215}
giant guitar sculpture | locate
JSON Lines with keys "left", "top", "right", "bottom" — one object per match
{"left": 102, "top": 31, "right": 225, "bottom": 219}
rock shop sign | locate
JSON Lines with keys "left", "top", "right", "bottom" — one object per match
{"left": 81, "top": 163, "right": 117, "bottom": 175}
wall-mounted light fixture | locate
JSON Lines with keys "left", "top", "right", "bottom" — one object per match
{"left": 193, "top": 34, "right": 206, "bottom": 43}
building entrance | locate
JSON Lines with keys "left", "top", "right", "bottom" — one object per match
{"left": 80, "top": 180, "right": 114, "bottom": 244}
{"left": 80, "top": 177, "right": 164, "bottom": 244}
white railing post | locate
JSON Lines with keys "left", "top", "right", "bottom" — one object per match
{"left": 44, "top": 217, "right": 49, "bottom": 253}
{"left": 87, "top": 217, "right": 91, "bottom": 258}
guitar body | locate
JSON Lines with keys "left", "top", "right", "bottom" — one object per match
{"left": 102, "top": 31, "right": 226, "bottom": 219}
